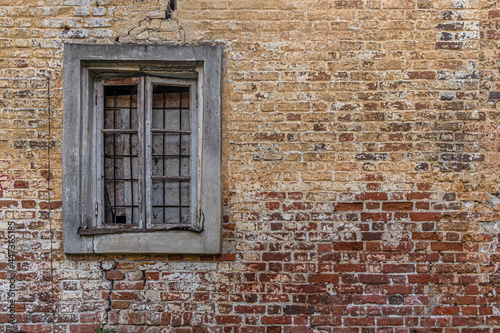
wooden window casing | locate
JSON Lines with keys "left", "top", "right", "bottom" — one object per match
{"left": 92, "top": 76, "right": 199, "bottom": 233}
{"left": 63, "top": 44, "right": 222, "bottom": 254}
{"left": 145, "top": 77, "right": 199, "bottom": 230}
{"left": 99, "top": 79, "right": 143, "bottom": 228}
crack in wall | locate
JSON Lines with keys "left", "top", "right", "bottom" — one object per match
{"left": 426, "top": 285, "right": 439, "bottom": 315}
{"left": 100, "top": 261, "right": 117, "bottom": 328}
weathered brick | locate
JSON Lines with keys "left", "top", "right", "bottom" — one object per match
{"left": 0, "top": 0, "right": 497, "bottom": 331}
{"left": 334, "top": 203, "right": 363, "bottom": 211}
{"left": 382, "top": 202, "right": 413, "bottom": 211}
{"left": 0, "top": 200, "right": 18, "bottom": 208}
{"left": 431, "top": 242, "right": 463, "bottom": 251}
{"left": 332, "top": 242, "right": 364, "bottom": 251}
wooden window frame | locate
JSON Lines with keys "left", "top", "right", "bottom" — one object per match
{"left": 91, "top": 76, "right": 200, "bottom": 232}
{"left": 96, "top": 78, "right": 145, "bottom": 230}
{"left": 145, "top": 77, "right": 200, "bottom": 231}
{"left": 62, "top": 44, "right": 222, "bottom": 254}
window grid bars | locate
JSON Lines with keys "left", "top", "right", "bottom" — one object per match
{"left": 100, "top": 79, "right": 196, "bottom": 229}
{"left": 177, "top": 92, "right": 182, "bottom": 224}
{"left": 162, "top": 91, "right": 166, "bottom": 223}
{"left": 103, "top": 85, "right": 139, "bottom": 225}
{"left": 112, "top": 91, "right": 116, "bottom": 222}
{"left": 155, "top": 89, "right": 191, "bottom": 224}
{"left": 129, "top": 90, "right": 134, "bottom": 225}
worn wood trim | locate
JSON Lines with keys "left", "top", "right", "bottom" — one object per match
{"left": 63, "top": 44, "right": 222, "bottom": 254}
{"left": 78, "top": 224, "right": 202, "bottom": 235}
{"left": 146, "top": 77, "right": 198, "bottom": 230}
{"left": 151, "top": 129, "right": 191, "bottom": 134}
{"left": 101, "top": 129, "right": 139, "bottom": 133}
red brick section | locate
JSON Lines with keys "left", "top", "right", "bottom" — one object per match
{"left": 1, "top": 0, "right": 500, "bottom": 332}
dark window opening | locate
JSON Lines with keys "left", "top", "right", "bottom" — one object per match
{"left": 103, "top": 85, "right": 139, "bottom": 225}
{"left": 166, "top": 0, "right": 176, "bottom": 19}
{"left": 100, "top": 80, "right": 194, "bottom": 228}
{"left": 151, "top": 85, "right": 191, "bottom": 224}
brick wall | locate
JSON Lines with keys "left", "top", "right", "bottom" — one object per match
{"left": 2, "top": 0, "right": 500, "bottom": 332}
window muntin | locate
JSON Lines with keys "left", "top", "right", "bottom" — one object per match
{"left": 96, "top": 76, "right": 198, "bottom": 231}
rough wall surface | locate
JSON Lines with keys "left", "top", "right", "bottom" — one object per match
{"left": 1, "top": 0, "right": 500, "bottom": 332}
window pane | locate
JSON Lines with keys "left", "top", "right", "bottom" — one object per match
{"left": 103, "top": 85, "right": 140, "bottom": 225}
{"left": 151, "top": 85, "right": 191, "bottom": 225}
{"left": 152, "top": 134, "right": 190, "bottom": 177}
{"left": 152, "top": 180, "right": 190, "bottom": 224}
{"left": 104, "top": 85, "right": 138, "bottom": 129}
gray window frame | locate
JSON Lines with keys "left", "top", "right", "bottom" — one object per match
{"left": 144, "top": 77, "right": 199, "bottom": 230}
{"left": 62, "top": 44, "right": 222, "bottom": 254}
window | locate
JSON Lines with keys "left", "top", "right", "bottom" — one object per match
{"left": 62, "top": 44, "right": 222, "bottom": 254}
{"left": 94, "top": 77, "right": 199, "bottom": 230}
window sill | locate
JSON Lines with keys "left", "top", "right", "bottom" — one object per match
{"left": 78, "top": 224, "right": 203, "bottom": 235}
